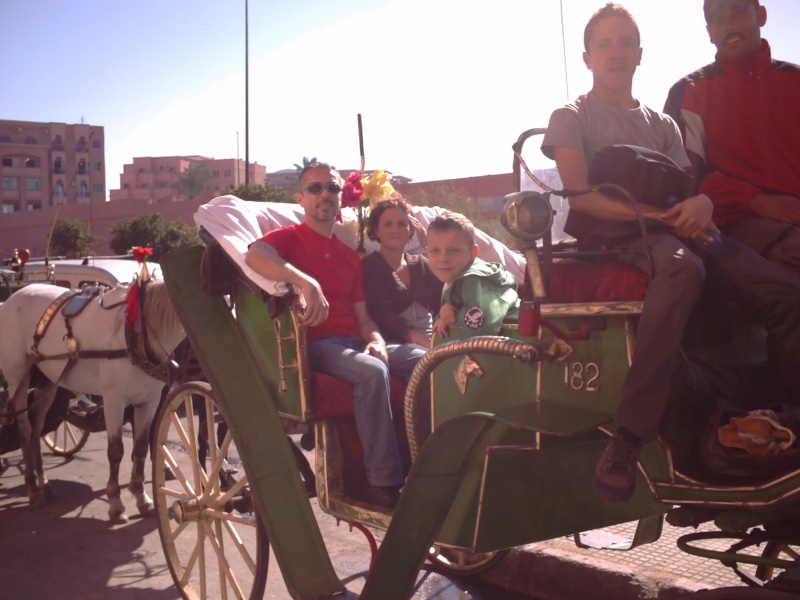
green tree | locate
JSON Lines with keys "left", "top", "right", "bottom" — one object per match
{"left": 293, "top": 156, "right": 318, "bottom": 172}
{"left": 47, "top": 218, "right": 101, "bottom": 258}
{"left": 222, "top": 181, "right": 294, "bottom": 203}
{"left": 159, "top": 220, "right": 202, "bottom": 256}
{"left": 110, "top": 214, "right": 200, "bottom": 261}
{"left": 403, "top": 184, "right": 518, "bottom": 250}
{"left": 173, "top": 161, "right": 212, "bottom": 200}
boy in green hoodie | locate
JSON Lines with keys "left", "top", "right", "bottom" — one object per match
{"left": 427, "top": 211, "right": 520, "bottom": 338}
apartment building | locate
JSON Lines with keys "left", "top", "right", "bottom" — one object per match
{"left": 110, "top": 156, "right": 266, "bottom": 203}
{"left": 0, "top": 119, "right": 105, "bottom": 213}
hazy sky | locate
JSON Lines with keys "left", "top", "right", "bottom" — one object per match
{"left": 2, "top": 0, "right": 799, "bottom": 197}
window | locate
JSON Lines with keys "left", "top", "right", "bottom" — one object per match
{"left": 27, "top": 203, "right": 40, "bottom": 211}
{"left": 54, "top": 158, "right": 64, "bottom": 174}
{"left": 51, "top": 136, "right": 64, "bottom": 151}
{"left": 2, "top": 177, "right": 18, "bottom": 190}
{"left": 25, "top": 178, "right": 41, "bottom": 190}
{"left": 2, "top": 157, "right": 20, "bottom": 167}
{"left": 77, "top": 159, "right": 88, "bottom": 175}
{"left": 24, "top": 136, "right": 37, "bottom": 145}
{"left": 224, "top": 169, "right": 232, "bottom": 177}
{"left": 77, "top": 182, "right": 89, "bottom": 197}
{"left": 0, "top": 135, "right": 11, "bottom": 143}
{"left": 122, "top": 183, "right": 130, "bottom": 189}
{"left": 2, "top": 204, "right": 15, "bottom": 213}
{"left": 212, "top": 170, "right": 219, "bottom": 177}
{"left": 93, "top": 161, "right": 102, "bottom": 171}
{"left": 92, "top": 140, "right": 101, "bottom": 149}
{"left": 25, "top": 158, "right": 37, "bottom": 168}
{"left": 54, "top": 181, "right": 64, "bottom": 197}
{"left": 93, "top": 183, "right": 103, "bottom": 193}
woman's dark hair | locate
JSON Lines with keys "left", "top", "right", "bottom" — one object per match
{"left": 367, "top": 198, "right": 413, "bottom": 242}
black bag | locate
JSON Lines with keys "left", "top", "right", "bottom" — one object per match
{"left": 588, "top": 144, "right": 692, "bottom": 209}
{"left": 564, "top": 144, "right": 693, "bottom": 247}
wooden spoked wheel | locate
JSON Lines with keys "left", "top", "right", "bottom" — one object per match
{"left": 41, "top": 392, "right": 91, "bottom": 456}
{"left": 427, "top": 545, "right": 508, "bottom": 577}
{"left": 755, "top": 541, "right": 800, "bottom": 587}
{"left": 152, "top": 381, "right": 268, "bottom": 600}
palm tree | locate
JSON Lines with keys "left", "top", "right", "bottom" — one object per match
{"left": 173, "top": 162, "right": 212, "bottom": 200}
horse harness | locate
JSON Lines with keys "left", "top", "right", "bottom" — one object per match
{"left": 30, "top": 281, "right": 172, "bottom": 386}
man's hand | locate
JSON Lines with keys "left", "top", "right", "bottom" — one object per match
{"left": 660, "top": 194, "right": 720, "bottom": 242}
{"left": 297, "top": 279, "right": 329, "bottom": 327}
{"left": 750, "top": 194, "right": 800, "bottom": 225}
{"left": 364, "top": 338, "right": 388, "bottom": 364}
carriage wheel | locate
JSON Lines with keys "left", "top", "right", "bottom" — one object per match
{"left": 755, "top": 541, "right": 800, "bottom": 587}
{"left": 152, "top": 381, "right": 269, "bottom": 600}
{"left": 41, "top": 392, "right": 91, "bottom": 456}
{"left": 427, "top": 545, "right": 508, "bottom": 577}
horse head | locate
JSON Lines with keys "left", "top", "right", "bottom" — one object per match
{"left": 139, "top": 279, "right": 186, "bottom": 368}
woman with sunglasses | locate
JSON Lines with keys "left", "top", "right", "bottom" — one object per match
{"left": 362, "top": 198, "right": 443, "bottom": 383}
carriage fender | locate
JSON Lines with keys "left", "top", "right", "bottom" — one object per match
{"left": 482, "top": 399, "right": 612, "bottom": 437}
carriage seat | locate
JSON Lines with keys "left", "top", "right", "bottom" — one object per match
{"left": 547, "top": 257, "right": 648, "bottom": 303}
{"left": 310, "top": 372, "right": 407, "bottom": 419}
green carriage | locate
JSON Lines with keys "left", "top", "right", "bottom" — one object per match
{"left": 149, "top": 130, "right": 800, "bottom": 600}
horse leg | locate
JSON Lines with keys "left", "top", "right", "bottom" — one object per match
{"left": 104, "top": 400, "right": 128, "bottom": 523}
{"left": 130, "top": 401, "right": 157, "bottom": 517}
{"left": 29, "top": 382, "right": 59, "bottom": 504}
{"left": 15, "top": 376, "right": 57, "bottom": 508}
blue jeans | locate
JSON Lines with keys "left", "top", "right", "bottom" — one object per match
{"left": 307, "top": 335, "right": 404, "bottom": 487}
{"left": 385, "top": 342, "right": 429, "bottom": 383}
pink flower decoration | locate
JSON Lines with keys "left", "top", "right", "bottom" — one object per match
{"left": 341, "top": 172, "right": 364, "bottom": 209}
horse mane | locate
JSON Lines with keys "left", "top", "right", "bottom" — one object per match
{"left": 142, "top": 279, "right": 184, "bottom": 347}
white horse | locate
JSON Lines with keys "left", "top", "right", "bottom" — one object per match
{"left": 0, "top": 280, "right": 185, "bottom": 523}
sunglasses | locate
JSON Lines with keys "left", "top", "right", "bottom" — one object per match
{"left": 301, "top": 181, "right": 342, "bottom": 195}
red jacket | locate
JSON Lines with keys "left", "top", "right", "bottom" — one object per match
{"left": 665, "top": 40, "right": 800, "bottom": 224}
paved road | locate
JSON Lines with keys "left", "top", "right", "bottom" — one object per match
{"left": 0, "top": 428, "right": 537, "bottom": 600}
{"left": 4, "top": 423, "right": 793, "bottom": 600}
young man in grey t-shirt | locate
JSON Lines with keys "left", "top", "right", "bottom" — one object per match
{"left": 541, "top": 3, "right": 800, "bottom": 504}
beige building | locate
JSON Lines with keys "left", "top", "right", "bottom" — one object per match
{"left": 1, "top": 119, "right": 106, "bottom": 213}
{"left": 110, "top": 156, "right": 266, "bottom": 203}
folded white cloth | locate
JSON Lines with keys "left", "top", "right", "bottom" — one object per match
{"left": 194, "top": 195, "right": 526, "bottom": 296}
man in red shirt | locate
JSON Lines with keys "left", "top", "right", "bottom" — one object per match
{"left": 665, "top": 0, "right": 800, "bottom": 278}
{"left": 245, "top": 162, "right": 404, "bottom": 508}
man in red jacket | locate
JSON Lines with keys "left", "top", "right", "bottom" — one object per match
{"left": 664, "top": 0, "right": 800, "bottom": 279}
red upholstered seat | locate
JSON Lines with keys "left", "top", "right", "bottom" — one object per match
{"left": 310, "top": 372, "right": 411, "bottom": 489}
{"left": 548, "top": 258, "right": 648, "bottom": 303}
{"left": 310, "top": 372, "right": 407, "bottom": 418}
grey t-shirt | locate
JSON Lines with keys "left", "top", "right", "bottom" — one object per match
{"left": 541, "top": 93, "right": 690, "bottom": 245}
{"left": 541, "top": 92, "right": 690, "bottom": 167}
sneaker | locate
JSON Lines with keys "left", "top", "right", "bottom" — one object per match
{"left": 593, "top": 431, "right": 642, "bottom": 503}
